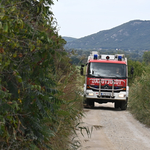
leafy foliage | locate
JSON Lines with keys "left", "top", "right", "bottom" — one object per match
{"left": 128, "top": 54, "right": 150, "bottom": 127}
{"left": 0, "top": 0, "right": 83, "bottom": 149}
{"left": 128, "top": 59, "right": 145, "bottom": 86}
{"left": 143, "top": 51, "right": 150, "bottom": 65}
{"left": 49, "top": 52, "right": 83, "bottom": 150}
{"left": 70, "top": 49, "right": 144, "bottom": 66}
{"left": 129, "top": 67, "right": 150, "bottom": 126}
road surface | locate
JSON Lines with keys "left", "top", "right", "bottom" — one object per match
{"left": 77, "top": 103, "right": 150, "bottom": 150}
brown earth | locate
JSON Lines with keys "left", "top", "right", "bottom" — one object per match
{"left": 77, "top": 103, "right": 150, "bottom": 150}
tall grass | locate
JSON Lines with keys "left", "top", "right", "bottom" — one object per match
{"left": 129, "top": 70, "right": 150, "bottom": 127}
{"left": 47, "top": 56, "right": 86, "bottom": 150}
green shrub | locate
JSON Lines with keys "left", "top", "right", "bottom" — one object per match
{"left": 0, "top": 0, "right": 83, "bottom": 149}
{"left": 129, "top": 71, "right": 150, "bottom": 126}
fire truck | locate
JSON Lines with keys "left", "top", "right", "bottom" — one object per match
{"left": 81, "top": 51, "right": 133, "bottom": 110}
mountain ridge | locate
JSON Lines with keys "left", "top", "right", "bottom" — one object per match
{"left": 64, "top": 20, "right": 150, "bottom": 50}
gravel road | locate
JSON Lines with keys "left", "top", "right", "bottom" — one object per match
{"left": 77, "top": 103, "right": 150, "bottom": 150}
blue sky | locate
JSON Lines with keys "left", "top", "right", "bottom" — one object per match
{"left": 52, "top": 0, "right": 150, "bottom": 38}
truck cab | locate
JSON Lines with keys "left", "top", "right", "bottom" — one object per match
{"left": 81, "top": 51, "right": 129, "bottom": 110}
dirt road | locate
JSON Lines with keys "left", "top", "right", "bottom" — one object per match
{"left": 77, "top": 103, "right": 150, "bottom": 150}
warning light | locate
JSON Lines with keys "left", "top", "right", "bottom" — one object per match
{"left": 106, "top": 56, "right": 110, "bottom": 60}
{"left": 118, "top": 56, "right": 122, "bottom": 61}
{"left": 94, "top": 54, "right": 98, "bottom": 59}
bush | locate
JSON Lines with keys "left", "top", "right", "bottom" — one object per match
{"left": 129, "top": 70, "right": 150, "bottom": 126}
{"left": 0, "top": 0, "right": 83, "bottom": 149}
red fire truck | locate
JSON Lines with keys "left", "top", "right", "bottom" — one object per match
{"left": 81, "top": 51, "right": 133, "bottom": 110}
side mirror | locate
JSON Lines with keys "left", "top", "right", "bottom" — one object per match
{"left": 131, "top": 67, "right": 134, "bottom": 75}
{"left": 80, "top": 65, "right": 84, "bottom": 75}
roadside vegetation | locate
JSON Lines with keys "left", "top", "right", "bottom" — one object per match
{"left": 0, "top": 1, "right": 84, "bottom": 149}
{"left": 128, "top": 51, "right": 150, "bottom": 127}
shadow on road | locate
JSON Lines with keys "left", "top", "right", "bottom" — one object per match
{"left": 84, "top": 103, "right": 122, "bottom": 111}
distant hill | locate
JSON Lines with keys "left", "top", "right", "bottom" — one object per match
{"left": 63, "top": 36, "right": 77, "bottom": 42}
{"left": 65, "top": 20, "right": 150, "bottom": 50}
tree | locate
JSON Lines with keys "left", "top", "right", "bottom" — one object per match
{"left": 128, "top": 59, "right": 145, "bottom": 86}
{"left": 0, "top": 0, "right": 80, "bottom": 149}
{"left": 143, "top": 51, "right": 150, "bottom": 65}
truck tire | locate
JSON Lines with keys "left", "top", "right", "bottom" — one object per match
{"left": 83, "top": 97, "right": 88, "bottom": 107}
{"left": 84, "top": 99, "right": 94, "bottom": 108}
{"left": 120, "top": 98, "right": 128, "bottom": 110}
{"left": 89, "top": 99, "right": 94, "bottom": 107}
{"left": 115, "top": 102, "right": 120, "bottom": 109}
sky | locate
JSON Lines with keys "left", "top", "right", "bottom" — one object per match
{"left": 52, "top": 0, "right": 150, "bottom": 38}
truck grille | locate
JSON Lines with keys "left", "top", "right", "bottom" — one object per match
{"left": 88, "top": 85, "right": 125, "bottom": 92}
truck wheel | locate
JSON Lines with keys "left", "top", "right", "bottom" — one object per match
{"left": 84, "top": 99, "right": 94, "bottom": 108}
{"left": 89, "top": 99, "right": 94, "bottom": 107}
{"left": 115, "top": 102, "right": 120, "bottom": 109}
{"left": 83, "top": 97, "right": 88, "bottom": 108}
{"left": 120, "top": 98, "right": 128, "bottom": 110}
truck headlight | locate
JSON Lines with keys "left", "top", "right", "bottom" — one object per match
{"left": 119, "top": 93, "right": 125, "bottom": 98}
{"left": 88, "top": 93, "right": 94, "bottom": 96}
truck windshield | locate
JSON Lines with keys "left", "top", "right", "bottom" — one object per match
{"left": 88, "top": 62, "right": 126, "bottom": 78}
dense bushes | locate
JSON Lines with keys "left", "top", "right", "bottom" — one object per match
{"left": 129, "top": 69, "right": 150, "bottom": 126}
{"left": 128, "top": 57, "right": 150, "bottom": 127}
{"left": 0, "top": 0, "right": 83, "bottom": 149}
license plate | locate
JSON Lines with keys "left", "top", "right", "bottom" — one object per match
{"left": 101, "top": 93, "right": 111, "bottom": 96}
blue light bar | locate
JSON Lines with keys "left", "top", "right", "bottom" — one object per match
{"left": 118, "top": 56, "right": 122, "bottom": 61}
{"left": 94, "top": 54, "right": 98, "bottom": 59}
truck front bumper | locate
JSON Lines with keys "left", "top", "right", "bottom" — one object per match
{"left": 85, "top": 89, "right": 127, "bottom": 101}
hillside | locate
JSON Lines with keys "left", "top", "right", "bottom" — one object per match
{"left": 63, "top": 36, "right": 77, "bottom": 42}
{"left": 65, "top": 20, "right": 150, "bottom": 50}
